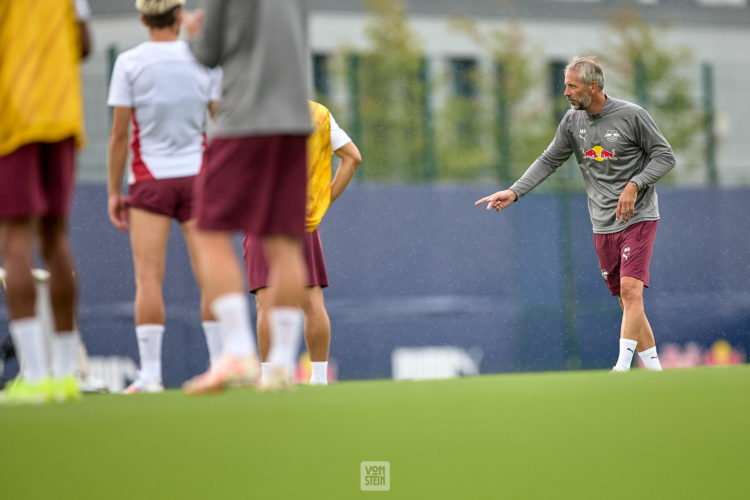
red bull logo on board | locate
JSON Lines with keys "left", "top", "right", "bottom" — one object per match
{"left": 582, "top": 145, "right": 616, "bottom": 162}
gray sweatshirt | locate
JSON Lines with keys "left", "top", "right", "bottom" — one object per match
{"left": 188, "top": 0, "right": 312, "bottom": 137}
{"left": 510, "top": 96, "right": 675, "bottom": 234}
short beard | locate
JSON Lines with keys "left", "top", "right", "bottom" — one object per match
{"left": 570, "top": 93, "right": 592, "bottom": 111}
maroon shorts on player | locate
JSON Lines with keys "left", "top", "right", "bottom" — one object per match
{"left": 593, "top": 220, "right": 658, "bottom": 296}
{"left": 126, "top": 176, "right": 195, "bottom": 223}
{"left": 194, "top": 135, "right": 307, "bottom": 237}
{"left": 0, "top": 138, "right": 76, "bottom": 219}
{"left": 243, "top": 229, "right": 329, "bottom": 293}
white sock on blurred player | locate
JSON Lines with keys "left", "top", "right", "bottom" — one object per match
{"left": 310, "top": 361, "right": 328, "bottom": 385}
{"left": 211, "top": 293, "right": 256, "bottom": 358}
{"left": 638, "top": 346, "right": 662, "bottom": 371}
{"left": 9, "top": 317, "right": 48, "bottom": 382}
{"left": 260, "top": 362, "right": 271, "bottom": 385}
{"left": 136, "top": 324, "right": 164, "bottom": 383}
{"left": 51, "top": 331, "right": 78, "bottom": 378}
{"left": 267, "top": 307, "right": 303, "bottom": 376}
{"left": 201, "top": 320, "right": 223, "bottom": 367}
{"left": 613, "top": 338, "right": 638, "bottom": 372}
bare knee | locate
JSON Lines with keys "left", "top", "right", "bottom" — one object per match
{"left": 38, "top": 217, "right": 68, "bottom": 260}
{"left": 255, "top": 288, "right": 271, "bottom": 318}
{"left": 2, "top": 220, "right": 35, "bottom": 262}
{"left": 1, "top": 220, "right": 37, "bottom": 318}
{"left": 301, "top": 287, "right": 325, "bottom": 316}
{"left": 133, "top": 253, "right": 165, "bottom": 291}
{"left": 619, "top": 278, "right": 643, "bottom": 308}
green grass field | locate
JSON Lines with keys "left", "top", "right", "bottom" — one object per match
{"left": 2, "top": 366, "right": 748, "bottom": 499}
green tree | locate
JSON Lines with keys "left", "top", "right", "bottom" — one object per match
{"left": 353, "top": 0, "right": 428, "bottom": 182}
{"left": 433, "top": 60, "right": 493, "bottom": 182}
{"left": 596, "top": 7, "right": 704, "bottom": 176}
{"left": 445, "top": 17, "right": 558, "bottom": 185}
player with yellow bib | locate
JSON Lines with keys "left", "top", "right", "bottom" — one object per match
{"left": 243, "top": 101, "right": 361, "bottom": 386}
{"left": 0, "top": 0, "right": 88, "bottom": 404}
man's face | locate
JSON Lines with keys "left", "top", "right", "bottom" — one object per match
{"left": 564, "top": 69, "right": 594, "bottom": 111}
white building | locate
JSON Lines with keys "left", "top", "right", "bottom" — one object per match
{"left": 81, "top": 0, "right": 750, "bottom": 184}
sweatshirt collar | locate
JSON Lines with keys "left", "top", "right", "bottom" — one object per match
{"left": 589, "top": 94, "right": 612, "bottom": 118}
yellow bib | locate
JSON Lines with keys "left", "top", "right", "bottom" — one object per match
{"left": 305, "top": 101, "right": 332, "bottom": 232}
{"left": 0, "top": 0, "right": 85, "bottom": 156}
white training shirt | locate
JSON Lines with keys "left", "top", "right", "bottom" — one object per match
{"left": 74, "top": 0, "right": 91, "bottom": 21}
{"left": 330, "top": 113, "right": 351, "bottom": 152}
{"left": 107, "top": 41, "right": 222, "bottom": 183}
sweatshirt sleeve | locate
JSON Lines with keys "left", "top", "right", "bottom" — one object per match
{"left": 629, "top": 107, "right": 676, "bottom": 188}
{"left": 188, "top": 0, "right": 226, "bottom": 68}
{"left": 509, "top": 117, "right": 575, "bottom": 199}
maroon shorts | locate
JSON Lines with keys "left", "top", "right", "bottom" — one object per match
{"left": 0, "top": 138, "right": 76, "bottom": 219}
{"left": 593, "top": 220, "right": 658, "bottom": 296}
{"left": 194, "top": 135, "right": 307, "bottom": 236}
{"left": 126, "top": 176, "right": 195, "bottom": 223}
{"left": 243, "top": 229, "right": 329, "bottom": 293}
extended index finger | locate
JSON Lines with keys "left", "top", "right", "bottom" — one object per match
{"left": 475, "top": 196, "right": 493, "bottom": 206}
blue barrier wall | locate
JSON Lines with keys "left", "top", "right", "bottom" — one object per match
{"left": 2, "top": 184, "right": 749, "bottom": 386}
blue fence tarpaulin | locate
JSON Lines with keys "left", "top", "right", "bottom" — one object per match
{"left": 1, "top": 184, "right": 748, "bottom": 387}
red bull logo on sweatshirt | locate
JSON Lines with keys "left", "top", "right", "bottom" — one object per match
{"left": 582, "top": 145, "right": 617, "bottom": 162}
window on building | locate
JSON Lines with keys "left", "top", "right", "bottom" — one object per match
{"left": 312, "top": 53, "right": 330, "bottom": 98}
{"left": 450, "top": 58, "right": 478, "bottom": 98}
{"left": 550, "top": 60, "right": 569, "bottom": 123}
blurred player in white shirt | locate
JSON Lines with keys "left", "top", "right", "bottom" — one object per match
{"left": 106, "top": 0, "right": 222, "bottom": 393}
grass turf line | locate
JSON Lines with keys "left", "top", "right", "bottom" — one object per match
{"left": 1, "top": 365, "right": 748, "bottom": 499}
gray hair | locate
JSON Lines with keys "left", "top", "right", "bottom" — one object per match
{"left": 565, "top": 56, "right": 605, "bottom": 91}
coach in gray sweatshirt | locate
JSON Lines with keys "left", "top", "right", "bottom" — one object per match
{"left": 476, "top": 56, "right": 675, "bottom": 373}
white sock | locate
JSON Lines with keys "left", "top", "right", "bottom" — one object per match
{"left": 202, "top": 320, "right": 223, "bottom": 367}
{"left": 310, "top": 361, "right": 328, "bottom": 386}
{"left": 267, "top": 307, "right": 304, "bottom": 375}
{"left": 51, "top": 331, "right": 78, "bottom": 378}
{"left": 211, "top": 293, "right": 256, "bottom": 358}
{"left": 261, "top": 362, "right": 271, "bottom": 385}
{"left": 9, "top": 317, "right": 48, "bottom": 382}
{"left": 614, "top": 338, "right": 638, "bottom": 372}
{"left": 135, "top": 324, "right": 164, "bottom": 383}
{"left": 638, "top": 346, "right": 662, "bottom": 371}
